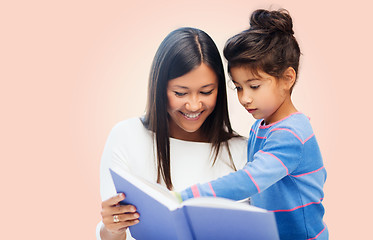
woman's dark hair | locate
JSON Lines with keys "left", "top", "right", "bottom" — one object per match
{"left": 143, "top": 27, "right": 238, "bottom": 190}
{"left": 224, "top": 9, "right": 301, "bottom": 92}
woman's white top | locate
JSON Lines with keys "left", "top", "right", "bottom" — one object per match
{"left": 96, "top": 118, "right": 247, "bottom": 239}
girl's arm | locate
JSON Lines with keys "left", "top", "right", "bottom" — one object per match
{"left": 179, "top": 129, "right": 303, "bottom": 201}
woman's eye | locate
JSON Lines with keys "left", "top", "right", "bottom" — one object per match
{"left": 174, "top": 91, "right": 186, "bottom": 96}
{"left": 200, "top": 90, "right": 213, "bottom": 95}
{"left": 250, "top": 85, "right": 260, "bottom": 89}
{"left": 234, "top": 86, "right": 242, "bottom": 91}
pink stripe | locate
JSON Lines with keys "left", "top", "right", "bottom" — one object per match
{"left": 307, "top": 224, "right": 326, "bottom": 240}
{"left": 291, "top": 166, "right": 325, "bottom": 177}
{"left": 259, "top": 150, "right": 289, "bottom": 175}
{"left": 259, "top": 112, "right": 302, "bottom": 129}
{"left": 270, "top": 198, "right": 323, "bottom": 212}
{"left": 257, "top": 136, "right": 267, "bottom": 139}
{"left": 244, "top": 169, "right": 261, "bottom": 193}
{"left": 303, "top": 133, "right": 315, "bottom": 143}
{"left": 191, "top": 185, "right": 200, "bottom": 198}
{"left": 251, "top": 128, "right": 256, "bottom": 134}
{"left": 208, "top": 182, "right": 217, "bottom": 197}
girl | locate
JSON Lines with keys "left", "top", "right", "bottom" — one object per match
{"left": 178, "top": 9, "right": 328, "bottom": 240}
{"left": 97, "top": 27, "right": 247, "bottom": 240}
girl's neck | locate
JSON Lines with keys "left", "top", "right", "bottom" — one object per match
{"left": 264, "top": 96, "right": 297, "bottom": 125}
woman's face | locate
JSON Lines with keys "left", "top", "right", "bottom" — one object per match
{"left": 167, "top": 63, "right": 218, "bottom": 141}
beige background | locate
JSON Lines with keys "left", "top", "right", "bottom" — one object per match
{"left": 1, "top": 0, "right": 371, "bottom": 239}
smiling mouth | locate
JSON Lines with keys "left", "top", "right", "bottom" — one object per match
{"left": 181, "top": 111, "right": 203, "bottom": 120}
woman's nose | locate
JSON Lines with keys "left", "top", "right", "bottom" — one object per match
{"left": 185, "top": 96, "right": 202, "bottom": 111}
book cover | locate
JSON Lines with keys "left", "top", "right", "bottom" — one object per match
{"left": 109, "top": 168, "right": 279, "bottom": 240}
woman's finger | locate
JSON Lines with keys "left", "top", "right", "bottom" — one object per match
{"left": 116, "top": 212, "right": 140, "bottom": 222}
{"left": 110, "top": 204, "right": 137, "bottom": 215}
{"left": 103, "top": 211, "right": 139, "bottom": 224}
{"left": 102, "top": 193, "right": 125, "bottom": 207}
{"left": 103, "top": 213, "right": 140, "bottom": 232}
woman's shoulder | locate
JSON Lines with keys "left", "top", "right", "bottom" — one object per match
{"left": 227, "top": 135, "right": 248, "bottom": 147}
{"left": 227, "top": 136, "right": 248, "bottom": 154}
{"left": 106, "top": 117, "right": 151, "bottom": 145}
{"left": 112, "top": 117, "right": 145, "bottom": 131}
{"left": 110, "top": 117, "right": 149, "bottom": 135}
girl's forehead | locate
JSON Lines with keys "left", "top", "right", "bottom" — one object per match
{"left": 230, "top": 66, "right": 263, "bottom": 78}
{"left": 230, "top": 67, "right": 275, "bottom": 83}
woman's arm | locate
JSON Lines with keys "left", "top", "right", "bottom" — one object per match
{"left": 98, "top": 121, "right": 142, "bottom": 240}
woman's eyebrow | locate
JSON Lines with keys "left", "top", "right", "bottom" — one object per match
{"left": 200, "top": 83, "right": 216, "bottom": 88}
{"left": 173, "top": 85, "right": 189, "bottom": 89}
{"left": 172, "top": 83, "right": 216, "bottom": 89}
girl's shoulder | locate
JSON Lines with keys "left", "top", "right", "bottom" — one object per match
{"left": 264, "top": 113, "right": 315, "bottom": 142}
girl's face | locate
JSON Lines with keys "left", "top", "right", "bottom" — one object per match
{"left": 230, "top": 66, "right": 292, "bottom": 125}
{"left": 167, "top": 63, "right": 218, "bottom": 141}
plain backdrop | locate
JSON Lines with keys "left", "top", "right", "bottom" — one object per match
{"left": 1, "top": 0, "right": 372, "bottom": 239}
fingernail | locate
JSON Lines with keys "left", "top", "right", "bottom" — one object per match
{"left": 134, "top": 213, "right": 139, "bottom": 218}
{"left": 135, "top": 220, "right": 139, "bottom": 223}
{"left": 119, "top": 193, "right": 124, "bottom": 198}
{"left": 131, "top": 207, "right": 136, "bottom": 212}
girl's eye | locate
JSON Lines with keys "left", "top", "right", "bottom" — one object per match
{"left": 250, "top": 85, "right": 260, "bottom": 89}
{"left": 200, "top": 90, "right": 214, "bottom": 95}
{"left": 174, "top": 91, "right": 186, "bottom": 96}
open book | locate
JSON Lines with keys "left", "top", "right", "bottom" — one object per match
{"left": 110, "top": 168, "right": 279, "bottom": 240}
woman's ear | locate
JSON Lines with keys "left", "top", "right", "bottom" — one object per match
{"left": 282, "top": 67, "right": 297, "bottom": 90}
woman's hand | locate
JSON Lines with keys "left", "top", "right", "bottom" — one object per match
{"left": 100, "top": 193, "right": 140, "bottom": 239}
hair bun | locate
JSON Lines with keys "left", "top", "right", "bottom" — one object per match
{"left": 249, "top": 9, "right": 294, "bottom": 35}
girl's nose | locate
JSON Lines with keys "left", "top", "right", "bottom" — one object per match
{"left": 240, "top": 92, "right": 253, "bottom": 107}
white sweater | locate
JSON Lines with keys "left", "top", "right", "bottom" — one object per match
{"left": 96, "top": 118, "right": 247, "bottom": 239}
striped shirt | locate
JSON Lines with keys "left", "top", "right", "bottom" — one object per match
{"left": 180, "top": 113, "right": 328, "bottom": 239}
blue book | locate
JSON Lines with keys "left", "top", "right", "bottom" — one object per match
{"left": 110, "top": 168, "right": 279, "bottom": 240}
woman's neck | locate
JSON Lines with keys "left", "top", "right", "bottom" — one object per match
{"left": 168, "top": 119, "right": 208, "bottom": 142}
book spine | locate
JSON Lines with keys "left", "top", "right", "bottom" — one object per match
{"left": 172, "top": 207, "right": 195, "bottom": 240}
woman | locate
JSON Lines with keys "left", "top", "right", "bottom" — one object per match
{"left": 97, "top": 27, "right": 247, "bottom": 240}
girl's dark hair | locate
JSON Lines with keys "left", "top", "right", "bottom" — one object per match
{"left": 224, "top": 9, "right": 301, "bottom": 92}
{"left": 143, "top": 27, "right": 238, "bottom": 190}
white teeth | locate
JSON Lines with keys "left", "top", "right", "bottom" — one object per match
{"left": 183, "top": 112, "right": 202, "bottom": 119}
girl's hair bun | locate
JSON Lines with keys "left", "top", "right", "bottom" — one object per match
{"left": 250, "top": 9, "right": 294, "bottom": 35}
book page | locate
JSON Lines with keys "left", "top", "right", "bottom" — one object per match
{"left": 110, "top": 168, "right": 180, "bottom": 210}
{"left": 182, "top": 197, "right": 267, "bottom": 212}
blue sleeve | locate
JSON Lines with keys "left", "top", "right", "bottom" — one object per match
{"left": 180, "top": 129, "right": 303, "bottom": 201}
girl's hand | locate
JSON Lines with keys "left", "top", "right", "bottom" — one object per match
{"left": 101, "top": 193, "right": 140, "bottom": 236}
{"left": 171, "top": 191, "right": 183, "bottom": 203}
